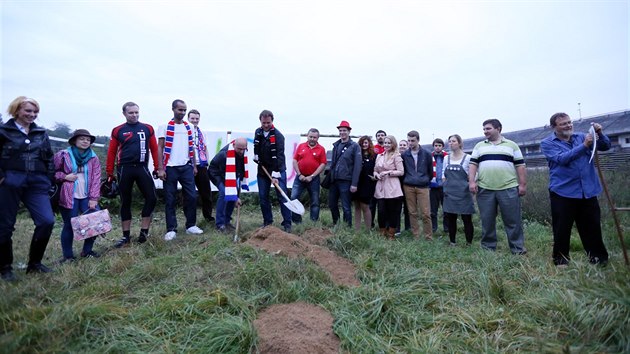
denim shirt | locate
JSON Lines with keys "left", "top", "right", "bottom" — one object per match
{"left": 541, "top": 131, "right": 611, "bottom": 199}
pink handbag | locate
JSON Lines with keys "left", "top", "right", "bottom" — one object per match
{"left": 71, "top": 209, "right": 113, "bottom": 241}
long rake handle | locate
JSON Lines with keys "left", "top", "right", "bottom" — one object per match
{"left": 595, "top": 151, "right": 629, "bottom": 266}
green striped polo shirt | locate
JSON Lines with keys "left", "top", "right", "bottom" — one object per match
{"left": 469, "top": 138, "right": 525, "bottom": 190}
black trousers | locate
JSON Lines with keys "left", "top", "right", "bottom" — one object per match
{"left": 377, "top": 198, "right": 403, "bottom": 230}
{"left": 444, "top": 212, "right": 474, "bottom": 244}
{"left": 550, "top": 191, "right": 609, "bottom": 265}
{"left": 194, "top": 166, "right": 214, "bottom": 221}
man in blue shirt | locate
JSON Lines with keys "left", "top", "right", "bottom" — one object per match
{"left": 541, "top": 112, "right": 610, "bottom": 266}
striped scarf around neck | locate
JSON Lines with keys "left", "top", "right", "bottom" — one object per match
{"left": 432, "top": 150, "right": 448, "bottom": 180}
{"left": 194, "top": 126, "right": 208, "bottom": 167}
{"left": 163, "top": 119, "right": 193, "bottom": 166}
{"left": 225, "top": 140, "right": 249, "bottom": 201}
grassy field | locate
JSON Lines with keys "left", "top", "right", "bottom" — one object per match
{"left": 1, "top": 203, "right": 628, "bottom": 353}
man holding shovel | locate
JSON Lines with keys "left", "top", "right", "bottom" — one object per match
{"left": 209, "top": 137, "right": 249, "bottom": 233}
{"left": 253, "top": 110, "right": 292, "bottom": 233}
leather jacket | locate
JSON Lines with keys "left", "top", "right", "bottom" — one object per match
{"left": 0, "top": 119, "right": 54, "bottom": 180}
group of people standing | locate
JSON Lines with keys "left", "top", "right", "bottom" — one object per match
{"left": 0, "top": 95, "right": 613, "bottom": 281}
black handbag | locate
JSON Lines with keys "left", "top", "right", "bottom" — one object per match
{"left": 320, "top": 171, "right": 332, "bottom": 189}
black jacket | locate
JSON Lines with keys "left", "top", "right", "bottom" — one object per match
{"left": 401, "top": 147, "right": 433, "bottom": 188}
{"left": 0, "top": 119, "right": 54, "bottom": 180}
{"left": 253, "top": 127, "right": 286, "bottom": 174}
{"left": 208, "top": 144, "right": 246, "bottom": 188}
{"left": 330, "top": 138, "right": 362, "bottom": 187}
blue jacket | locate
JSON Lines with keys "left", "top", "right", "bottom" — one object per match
{"left": 541, "top": 131, "right": 610, "bottom": 199}
{"left": 401, "top": 148, "right": 433, "bottom": 188}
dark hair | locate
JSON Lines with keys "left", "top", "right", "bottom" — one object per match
{"left": 407, "top": 130, "right": 420, "bottom": 140}
{"left": 259, "top": 109, "right": 274, "bottom": 121}
{"left": 549, "top": 112, "right": 569, "bottom": 127}
{"left": 432, "top": 138, "right": 445, "bottom": 146}
{"left": 188, "top": 109, "right": 200, "bottom": 117}
{"left": 358, "top": 135, "right": 375, "bottom": 158}
{"left": 482, "top": 119, "right": 502, "bottom": 132}
{"left": 172, "top": 99, "right": 186, "bottom": 109}
{"left": 376, "top": 130, "right": 386, "bottom": 136}
{"left": 122, "top": 101, "right": 138, "bottom": 113}
{"left": 307, "top": 128, "right": 319, "bottom": 135}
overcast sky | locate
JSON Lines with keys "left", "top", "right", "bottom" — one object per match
{"left": 2, "top": 0, "right": 628, "bottom": 145}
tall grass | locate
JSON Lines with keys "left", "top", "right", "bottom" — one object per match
{"left": 1, "top": 191, "right": 629, "bottom": 353}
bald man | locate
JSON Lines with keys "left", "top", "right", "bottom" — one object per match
{"left": 208, "top": 138, "right": 249, "bottom": 232}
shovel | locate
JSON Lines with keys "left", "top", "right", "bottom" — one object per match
{"left": 260, "top": 166, "right": 305, "bottom": 215}
{"left": 233, "top": 202, "right": 241, "bottom": 243}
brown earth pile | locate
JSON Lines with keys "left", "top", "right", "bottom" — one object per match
{"left": 253, "top": 302, "right": 341, "bottom": 354}
{"left": 245, "top": 226, "right": 359, "bottom": 287}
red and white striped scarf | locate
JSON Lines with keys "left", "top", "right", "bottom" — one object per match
{"left": 432, "top": 151, "right": 448, "bottom": 178}
{"left": 163, "top": 119, "right": 193, "bottom": 166}
{"left": 225, "top": 140, "right": 249, "bottom": 201}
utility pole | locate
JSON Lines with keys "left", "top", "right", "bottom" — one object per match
{"left": 578, "top": 102, "right": 582, "bottom": 119}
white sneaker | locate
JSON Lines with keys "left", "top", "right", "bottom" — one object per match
{"left": 186, "top": 226, "right": 203, "bottom": 235}
{"left": 164, "top": 231, "right": 177, "bottom": 241}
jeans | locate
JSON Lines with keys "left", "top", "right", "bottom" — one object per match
{"left": 0, "top": 171, "right": 55, "bottom": 269}
{"left": 164, "top": 164, "right": 197, "bottom": 232}
{"left": 215, "top": 182, "right": 236, "bottom": 227}
{"left": 60, "top": 198, "right": 96, "bottom": 258}
{"left": 476, "top": 187, "right": 526, "bottom": 253}
{"left": 328, "top": 180, "right": 353, "bottom": 226}
{"left": 257, "top": 171, "right": 292, "bottom": 228}
{"left": 291, "top": 175, "right": 321, "bottom": 223}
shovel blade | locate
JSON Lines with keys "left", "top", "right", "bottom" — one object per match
{"left": 284, "top": 200, "right": 305, "bottom": 215}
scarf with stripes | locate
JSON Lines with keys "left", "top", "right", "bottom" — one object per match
{"left": 225, "top": 140, "right": 249, "bottom": 201}
{"left": 194, "top": 126, "right": 208, "bottom": 167}
{"left": 163, "top": 119, "right": 193, "bottom": 166}
{"left": 431, "top": 150, "right": 448, "bottom": 184}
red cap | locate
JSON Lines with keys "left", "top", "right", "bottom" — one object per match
{"left": 337, "top": 120, "right": 352, "bottom": 130}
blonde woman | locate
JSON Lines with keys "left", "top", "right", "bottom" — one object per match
{"left": 373, "top": 135, "right": 404, "bottom": 239}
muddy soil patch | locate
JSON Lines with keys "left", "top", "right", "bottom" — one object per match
{"left": 245, "top": 226, "right": 359, "bottom": 287}
{"left": 254, "top": 302, "right": 340, "bottom": 354}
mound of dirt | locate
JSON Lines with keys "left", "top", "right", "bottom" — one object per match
{"left": 254, "top": 302, "right": 340, "bottom": 354}
{"left": 245, "top": 226, "right": 359, "bottom": 287}
{"left": 301, "top": 227, "right": 335, "bottom": 246}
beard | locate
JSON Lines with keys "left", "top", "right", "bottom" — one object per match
{"left": 557, "top": 128, "right": 573, "bottom": 139}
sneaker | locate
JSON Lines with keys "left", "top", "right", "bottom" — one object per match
{"left": 26, "top": 263, "right": 53, "bottom": 274}
{"left": 206, "top": 216, "right": 216, "bottom": 222}
{"left": 80, "top": 250, "right": 100, "bottom": 258}
{"left": 283, "top": 225, "right": 292, "bottom": 233}
{"left": 137, "top": 233, "right": 148, "bottom": 244}
{"left": 225, "top": 223, "right": 237, "bottom": 232}
{"left": 114, "top": 237, "right": 130, "bottom": 248}
{"left": 216, "top": 225, "right": 228, "bottom": 233}
{"left": 186, "top": 226, "right": 203, "bottom": 235}
{"left": 164, "top": 231, "right": 177, "bottom": 241}
{"left": 1, "top": 269, "right": 17, "bottom": 282}
{"left": 449, "top": 242, "right": 457, "bottom": 247}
